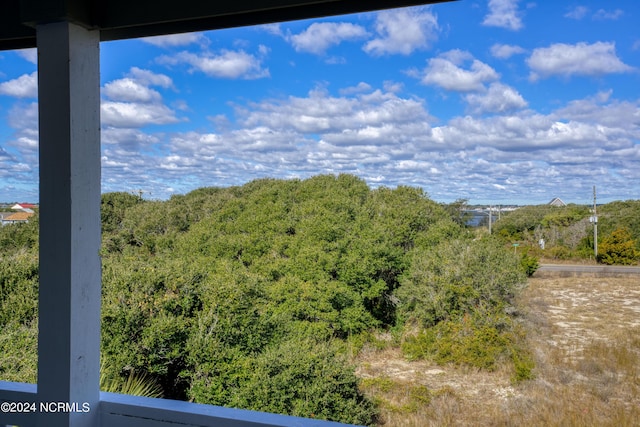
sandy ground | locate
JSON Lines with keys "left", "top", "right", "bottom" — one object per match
{"left": 356, "top": 274, "right": 640, "bottom": 426}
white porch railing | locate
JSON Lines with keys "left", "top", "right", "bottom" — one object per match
{"left": 0, "top": 381, "right": 359, "bottom": 427}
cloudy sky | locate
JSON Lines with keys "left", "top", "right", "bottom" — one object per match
{"left": 1, "top": 0, "right": 639, "bottom": 204}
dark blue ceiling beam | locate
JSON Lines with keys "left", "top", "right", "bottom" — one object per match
{"left": 1, "top": 0, "right": 454, "bottom": 50}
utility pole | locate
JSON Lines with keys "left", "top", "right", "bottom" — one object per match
{"left": 488, "top": 205, "right": 492, "bottom": 234}
{"left": 590, "top": 186, "right": 598, "bottom": 258}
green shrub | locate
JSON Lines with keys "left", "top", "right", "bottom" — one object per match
{"left": 188, "top": 339, "right": 378, "bottom": 426}
{"left": 520, "top": 253, "right": 539, "bottom": 277}
{"left": 0, "top": 251, "right": 38, "bottom": 328}
{"left": 0, "top": 321, "right": 38, "bottom": 383}
{"left": 396, "top": 235, "right": 531, "bottom": 376}
{"left": 548, "top": 245, "right": 571, "bottom": 260}
{"left": 0, "top": 213, "right": 39, "bottom": 253}
{"left": 597, "top": 228, "right": 639, "bottom": 265}
{"left": 510, "top": 348, "right": 535, "bottom": 383}
{"left": 402, "top": 312, "right": 512, "bottom": 370}
{"left": 396, "top": 236, "right": 526, "bottom": 328}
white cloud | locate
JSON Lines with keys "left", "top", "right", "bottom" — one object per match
{"left": 418, "top": 50, "right": 499, "bottom": 92}
{"left": 125, "top": 86, "right": 441, "bottom": 187}
{"left": 260, "top": 24, "right": 283, "bottom": 37}
{"left": 289, "top": 22, "right": 368, "bottom": 55}
{"left": 593, "top": 9, "right": 624, "bottom": 21}
{"left": 482, "top": 0, "right": 523, "bottom": 31}
{"left": 364, "top": 7, "right": 439, "bottom": 56}
{"left": 239, "top": 87, "right": 431, "bottom": 138}
{"left": 552, "top": 91, "right": 640, "bottom": 130}
{"left": 159, "top": 49, "right": 269, "bottom": 79}
{"left": 141, "top": 33, "right": 207, "bottom": 47}
{"left": 101, "top": 102, "right": 180, "bottom": 128}
{"left": 128, "top": 67, "right": 174, "bottom": 88}
{"left": 7, "top": 102, "right": 38, "bottom": 132}
{"left": 436, "top": 114, "right": 613, "bottom": 154}
{"left": 100, "top": 68, "right": 179, "bottom": 128}
{"left": 1, "top": 103, "right": 40, "bottom": 173}
{"left": 102, "top": 128, "right": 160, "bottom": 148}
{"left": 564, "top": 7, "right": 624, "bottom": 21}
{"left": 90, "top": 85, "right": 640, "bottom": 202}
{"left": 16, "top": 48, "right": 37, "bottom": 64}
{"left": 383, "top": 81, "right": 404, "bottom": 93}
{"left": 0, "top": 72, "right": 38, "bottom": 98}
{"left": 564, "top": 6, "right": 589, "bottom": 20}
{"left": 527, "top": 42, "right": 634, "bottom": 80}
{"left": 103, "top": 78, "right": 162, "bottom": 103}
{"left": 490, "top": 43, "right": 526, "bottom": 59}
{"left": 339, "top": 82, "right": 372, "bottom": 95}
{"left": 465, "top": 83, "right": 528, "bottom": 114}
{"left": 103, "top": 69, "right": 173, "bottom": 103}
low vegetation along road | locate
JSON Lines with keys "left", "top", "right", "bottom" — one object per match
{"left": 537, "top": 264, "right": 640, "bottom": 275}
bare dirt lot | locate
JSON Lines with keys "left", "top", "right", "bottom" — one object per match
{"left": 357, "top": 275, "right": 640, "bottom": 426}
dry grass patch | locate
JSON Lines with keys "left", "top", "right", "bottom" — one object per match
{"left": 356, "top": 276, "right": 640, "bottom": 426}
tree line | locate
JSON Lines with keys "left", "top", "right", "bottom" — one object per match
{"left": 493, "top": 201, "right": 640, "bottom": 265}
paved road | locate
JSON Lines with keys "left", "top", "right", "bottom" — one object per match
{"left": 536, "top": 264, "right": 640, "bottom": 275}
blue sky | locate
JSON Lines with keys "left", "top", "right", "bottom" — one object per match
{"left": 1, "top": 0, "right": 639, "bottom": 204}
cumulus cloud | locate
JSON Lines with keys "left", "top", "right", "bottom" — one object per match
{"left": 102, "top": 128, "right": 161, "bottom": 148}
{"left": 0, "top": 145, "right": 32, "bottom": 188}
{"left": 482, "top": 0, "right": 523, "bottom": 31}
{"left": 141, "top": 32, "right": 208, "bottom": 47}
{"left": 339, "top": 82, "right": 373, "bottom": 95}
{"left": 527, "top": 42, "right": 634, "bottom": 80}
{"left": 91, "top": 83, "right": 640, "bottom": 202}
{"left": 238, "top": 87, "right": 431, "bottom": 139}
{"left": 7, "top": 102, "right": 38, "bottom": 133}
{"left": 101, "top": 102, "right": 180, "bottom": 128}
{"left": 593, "top": 9, "right": 624, "bottom": 21}
{"left": 159, "top": 49, "right": 269, "bottom": 79}
{"left": 565, "top": 7, "right": 624, "bottom": 21}
{"left": 128, "top": 67, "right": 174, "bottom": 88}
{"left": 289, "top": 22, "right": 368, "bottom": 55}
{"left": 490, "top": 43, "right": 526, "bottom": 59}
{"left": 96, "top": 85, "right": 437, "bottom": 197}
{"left": 564, "top": 6, "right": 589, "bottom": 20}
{"left": 552, "top": 91, "right": 640, "bottom": 130}
{"left": 260, "top": 23, "right": 283, "bottom": 37}
{"left": 418, "top": 50, "right": 499, "bottom": 92}
{"left": 103, "top": 78, "right": 162, "bottom": 103}
{"left": 364, "top": 7, "right": 439, "bottom": 56}
{"left": 0, "top": 72, "right": 38, "bottom": 98}
{"left": 103, "top": 68, "right": 174, "bottom": 104}
{"left": 16, "top": 48, "right": 37, "bottom": 64}
{"left": 465, "top": 83, "right": 528, "bottom": 114}
{"left": 435, "top": 114, "right": 618, "bottom": 155}
{"left": 101, "top": 68, "right": 179, "bottom": 128}
{"left": 0, "top": 102, "right": 40, "bottom": 175}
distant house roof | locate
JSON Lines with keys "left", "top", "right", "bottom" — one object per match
{"left": 2, "top": 211, "right": 34, "bottom": 222}
{"left": 548, "top": 197, "right": 566, "bottom": 207}
{"left": 10, "top": 203, "right": 35, "bottom": 213}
